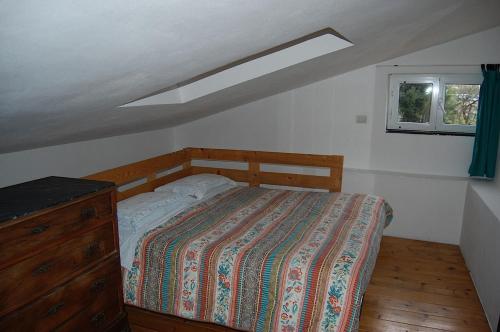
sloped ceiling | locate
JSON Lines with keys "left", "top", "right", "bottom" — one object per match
{"left": 1, "top": 0, "right": 500, "bottom": 153}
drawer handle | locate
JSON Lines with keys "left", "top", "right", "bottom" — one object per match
{"left": 31, "top": 224, "right": 49, "bottom": 234}
{"left": 90, "top": 278, "right": 107, "bottom": 293}
{"left": 91, "top": 312, "right": 106, "bottom": 327}
{"left": 84, "top": 242, "right": 100, "bottom": 258}
{"left": 33, "top": 261, "right": 53, "bottom": 275}
{"left": 81, "top": 207, "right": 97, "bottom": 220}
{"left": 47, "top": 302, "right": 65, "bottom": 316}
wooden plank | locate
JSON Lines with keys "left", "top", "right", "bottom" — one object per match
{"left": 127, "top": 305, "right": 177, "bottom": 332}
{"left": 368, "top": 269, "right": 476, "bottom": 294}
{"left": 188, "top": 148, "right": 251, "bottom": 162}
{"left": 182, "top": 161, "right": 192, "bottom": 171}
{"left": 377, "top": 249, "right": 466, "bottom": 264}
{"left": 248, "top": 161, "right": 260, "bottom": 187}
{"left": 362, "top": 296, "right": 489, "bottom": 322}
{"left": 365, "top": 285, "right": 480, "bottom": 311}
{"left": 191, "top": 166, "right": 249, "bottom": 183}
{"left": 329, "top": 166, "right": 342, "bottom": 192}
{"left": 259, "top": 171, "right": 332, "bottom": 190}
{"left": 379, "top": 244, "right": 463, "bottom": 257}
{"left": 85, "top": 149, "right": 189, "bottom": 186}
{"left": 371, "top": 260, "right": 471, "bottom": 282}
{"left": 368, "top": 276, "right": 480, "bottom": 301}
{"left": 368, "top": 267, "right": 476, "bottom": 291}
{"left": 381, "top": 236, "right": 462, "bottom": 252}
{"left": 359, "top": 316, "right": 449, "bottom": 332}
{"left": 376, "top": 254, "right": 469, "bottom": 273}
{"left": 130, "top": 325, "right": 158, "bottom": 332}
{"left": 117, "top": 169, "right": 190, "bottom": 201}
{"left": 361, "top": 307, "right": 490, "bottom": 331}
{"left": 127, "top": 305, "right": 241, "bottom": 332}
{"left": 254, "top": 150, "right": 343, "bottom": 168}
{"left": 187, "top": 147, "right": 343, "bottom": 168}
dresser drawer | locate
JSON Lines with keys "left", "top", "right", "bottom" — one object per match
{"left": 0, "top": 223, "right": 116, "bottom": 316}
{"left": 0, "top": 256, "right": 121, "bottom": 331}
{"left": 0, "top": 191, "right": 113, "bottom": 268}
{"left": 55, "top": 285, "right": 122, "bottom": 332}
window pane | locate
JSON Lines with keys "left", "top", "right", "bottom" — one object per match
{"left": 398, "top": 82, "right": 433, "bottom": 123}
{"left": 443, "top": 84, "right": 480, "bottom": 126}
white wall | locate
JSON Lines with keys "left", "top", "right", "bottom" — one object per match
{"left": 460, "top": 140, "right": 500, "bottom": 331}
{"left": 461, "top": 184, "right": 500, "bottom": 331}
{"left": 174, "top": 26, "right": 500, "bottom": 244}
{"left": 0, "top": 128, "right": 175, "bottom": 187}
{"left": 175, "top": 66, "right": 376, "bottom": 169}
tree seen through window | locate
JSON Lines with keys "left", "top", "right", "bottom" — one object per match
{"left": 397, "top": 82, "right": 432, "bottom": 123}
{"left": 443, "top": 84, "right": 480, "bottom": 125}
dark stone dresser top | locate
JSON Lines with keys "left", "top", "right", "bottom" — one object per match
{"left": 0, "top": 176, "right": 115, "bottom": 223}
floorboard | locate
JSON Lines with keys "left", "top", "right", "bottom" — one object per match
{"left": 128, "top": 236, "right": 490, "bottom": 331}
{"left": 358, "top": 236, "right": 490, "bottom": 331}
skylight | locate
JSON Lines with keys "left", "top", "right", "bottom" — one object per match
{"left": 120, "top": 32, "right": 353, "bottom": 107}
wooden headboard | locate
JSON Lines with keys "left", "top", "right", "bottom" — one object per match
{"left": 85, "top": 147, "right": 344, "bottom": 201}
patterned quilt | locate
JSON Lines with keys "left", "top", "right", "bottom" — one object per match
{"left": 123, "top": 187, "right": 393, "bottom": 331}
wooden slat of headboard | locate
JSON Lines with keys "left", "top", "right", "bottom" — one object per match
{"left": 188, "top": 147, "right": 343, "bottom": 192}
{"left": 330, "top": 166, "right": 343, "bottom": 193}
{"left": 187, "top": 147, "right": 343, "bottom": 168}
{"left": 259, "top": 172, "right": 333, "bottom": 190}
{"left": 84, "top": 147, "right": 344, "bottom": 200}
{"left": 84, "top": 149, "right": 189, "bottom": 186}
{"left": 188, "top": 148, "right": 250, "bottom": 162}
{"left": 192, "top": 166, "right": 333, "bottom": 190}
{"left": 117, "top": 169, "right": 191, "bottom": 201}
{"left": 191, "top": 166, "right": 249, "bottom": 182}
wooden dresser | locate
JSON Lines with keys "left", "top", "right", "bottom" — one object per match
{"left": 0, "top": 176, "right": 128, "bottom": 331}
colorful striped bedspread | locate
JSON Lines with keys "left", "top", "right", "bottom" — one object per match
{"left": 123, "top": 187, "right": 393, "bottom": 331}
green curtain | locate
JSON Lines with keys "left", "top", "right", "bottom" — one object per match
{"left": 468, "top": 64, "right": 500, "bottom": 178}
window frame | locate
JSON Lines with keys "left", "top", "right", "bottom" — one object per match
{"left": 436, "top": 74, "right": 482, "bottom": 134}
{"left": 387, "top": 75, "right": 440, "bottom": 132}
{"left": 387, "top": 73, "right": 482, "bottom": 135}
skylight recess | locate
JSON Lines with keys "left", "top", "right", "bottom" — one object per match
{"left": 120, "top": 32, "right": 353, "bottom": 107}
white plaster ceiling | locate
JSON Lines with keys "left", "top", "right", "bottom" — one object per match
{"left": 1, "top": 0, "right": 500, "bottom": 153}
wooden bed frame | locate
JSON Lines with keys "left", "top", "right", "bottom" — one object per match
{"left": 85, "top": 147, "right": 344, "bottom": 331}
{"left": 86, "top": 147, "right": 344, "bottom": 202}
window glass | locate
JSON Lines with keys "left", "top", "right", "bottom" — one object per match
{"left": 398, "top": 82, "right": 433, "bottom": 123}
{"left": 443, "top": 84, "right": 480, "bottom": 126}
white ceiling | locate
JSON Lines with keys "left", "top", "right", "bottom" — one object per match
{"left": 120, "top": 33, "right": 354, "bottom": 106}
{"left": 1, "top": 0, "right": 499, "bottom": 153}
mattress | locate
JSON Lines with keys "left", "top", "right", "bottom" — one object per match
{"left": 122, "top": 186, "right": 393, "bottom": 331}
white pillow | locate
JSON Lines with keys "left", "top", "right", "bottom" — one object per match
{"left": 117, "top": 191, "right": 184, "bottom": 232}
{"left": 154, "top": 174, "right": 236, "bottom": 199}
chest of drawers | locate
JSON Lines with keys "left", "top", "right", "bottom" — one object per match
{"left": 0, "top": 176, "right": 128, "bottom": 331}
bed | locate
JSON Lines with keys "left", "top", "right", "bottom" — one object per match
{"left": 86, "top": 148, "right": 393, "bottom": 332}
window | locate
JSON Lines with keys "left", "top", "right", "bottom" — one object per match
{"left": 387, "top": 74, "right": 482, "bottom": 135}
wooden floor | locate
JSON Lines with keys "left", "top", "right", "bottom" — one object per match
{"left": 359, "top": 236, "right": 490, "bottom": 332}
{"left": 129, "top": 236, "right": 490, "bottom": 332}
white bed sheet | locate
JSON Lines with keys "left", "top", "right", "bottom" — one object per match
{"left": 118, "top": 183, "right": 236, "bottom": 269}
